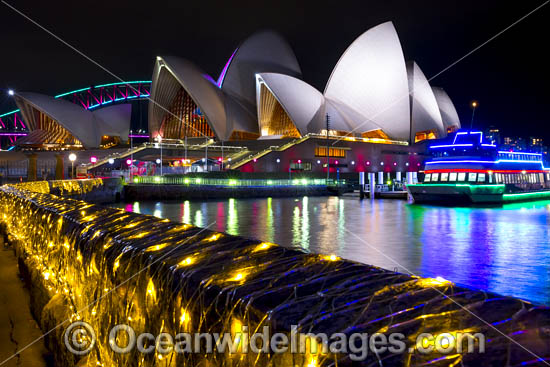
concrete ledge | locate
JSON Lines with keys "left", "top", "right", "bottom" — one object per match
{"left": 0, "top": 184, "right": 549, "bottom": 366}
{"left": 124, "top": 183, "right": 336, "bottom": 201}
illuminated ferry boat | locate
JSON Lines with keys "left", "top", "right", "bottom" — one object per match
{"left": 407, "top": 131, "right": 550, "bottom": 204}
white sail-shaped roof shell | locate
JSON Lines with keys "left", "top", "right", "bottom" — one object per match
{"left": 432, "top": 87, "right": 461, "bottom": 130}
{"left": 149, "top": 56, "right": 228, "bottom": 140}
{"left": 93, "top": 104, "right": 132, "bottom": 143}
{"left": 149, "top": 56, "right": 261, "bottom": 141}
{"left": 14, "top": 92, "right": 130, "bottom": 148}
{"left": 256, "top": 73, "right": 324, "bottom": 136}
{"left": 221, "top": 31, "right": 302, "bottom": 114}
{"left": 407, "top": 62, "right": 445, "bottom": 139}
{"left": 324, "top": 22, "right": 411, "bottom": 140}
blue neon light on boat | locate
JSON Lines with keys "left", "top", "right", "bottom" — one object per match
{"left": 453, "top": 131, "right": 483, "bottom": 144}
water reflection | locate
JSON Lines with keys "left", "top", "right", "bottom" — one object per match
{"left": 113, "top": 197, "right": 550, "bottom": 305}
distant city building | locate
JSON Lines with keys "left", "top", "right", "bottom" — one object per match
{"left": 484, "top": 126, "right": 501, "bottom": 145}
{"left": 499, "top": 135, "right": 549, "bottom": 161}
{"left": 501, "top": 136, "right": 527, "bottom": 152}
{"left": 529, "top": 137, "right": 544, "bottom": 153}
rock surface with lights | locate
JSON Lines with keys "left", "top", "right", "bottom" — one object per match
{"left": 0, "top": 181, "right": 549, "bottom": 366}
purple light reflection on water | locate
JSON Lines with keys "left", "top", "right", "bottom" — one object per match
{"left": 111, "top": 197, "right": 550, "bottom": 305}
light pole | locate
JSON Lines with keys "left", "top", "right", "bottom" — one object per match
{"left": 130, "top": 129, "right": 133, "bottom": 180}
{"left": 326, "top": 113, "right": 330, "bottom": 183}
{"left": 470, "top": 101, "right": 478, "bottom": 130}
{"left": 184, "top": 135, "right": 188, "bottom": 174}
{"left": 204, "top": 138, "right": 209, "bottom": 172}
{"left": 156, "top": 135, "right": 163, "bottom": 176}
{"left": 68, "top": 153, "right": 76, "bottom": 179}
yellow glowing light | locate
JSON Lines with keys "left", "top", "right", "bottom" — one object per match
{"left": 252, "top": 242, "right": 273, "bottom": 252}
{"left": 228, "top": 272, "right": 247, "bottom": 282}
{"left": 48, "top": 241, "right": 54, "bottom": 248}
{"left": 488, "top": 170, "right": 493, "bottom": 175}
{"left": 146, "top": 279, "right": 157, "bottom": 300}
{"left": 204, "top": 233, "right": 222, "bottom": 242}
{"left": 43, "top": 271, "right": 51, "bottom": 280}
{"left": 179, "top": 308, "right": 189, "bottom": 326}
{"left": 144, "top": 243, "right": 171, "bottom": 252}
{"left": 128, "top": 231, "right": 148, "bottom": 239}
{"left": 321, "top": 254, "right": 339, "bottom": 261}
{"left": 416, "top": 276, "right": 452, "bottom": 288}
{"left": 113, "top": 260, "right": 120, "bottom": 272}
{"left": 521, "top": 170, "right": 527, "bottom": 174}
{"left": 178, "top": 257, "right": 194, "bottom": 267}
{"left": 230, "top": 318, "right": 244, "bottom": 351}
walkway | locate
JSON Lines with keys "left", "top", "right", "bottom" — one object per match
{"left": 0, "top": 244, "right": 50, "bottom": 366}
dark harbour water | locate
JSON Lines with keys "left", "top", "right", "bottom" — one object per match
{"left": 110, "top": 197, "right": 550, "bottom": 305}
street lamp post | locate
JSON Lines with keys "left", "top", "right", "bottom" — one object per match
{"left": 204, "top": 138, "right": 209, "bottom": 172}
{"left": 68, "top": 153, "right": 76, "bottom": 179}
{"left": 184, "top": 135, "right": 188, "bottom": 174}
{"left": 470, "top": 101, "right": 478, "bottom": 130}
{"left": 156, "top": 135, "right": 163, "bottom": 176}
{"left": 130, "top": 130, "right": 133, "bottom": 180}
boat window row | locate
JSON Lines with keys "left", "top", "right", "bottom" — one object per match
{"left": 497, "top": 152, "right": 541, "bottom": 161}
{"left": 494, "top": 172, "right": 548, "bottom": 184}
{"left": 431, "top": 148, "right": 495, "bottom": 158}
{"left": 425, "top": 172, "right": 550, "bottom": 184}
{"left": 424, "top": 172, "right": 489, "bottom": 183}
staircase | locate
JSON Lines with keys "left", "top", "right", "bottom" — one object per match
{"left": 229, "top": 135, "right": 312, "bottom": 169}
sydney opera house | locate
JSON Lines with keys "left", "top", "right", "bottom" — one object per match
{"left": 2, "top": 21, "right": 461, "bottom": 174}
{"left": 149, "top": 21, "right": 460, "bottom": 144}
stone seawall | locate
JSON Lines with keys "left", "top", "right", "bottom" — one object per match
{"left": 0, "top": 183, "right": 549, "bottom": 366}
{"left": 125, "top": 184, "right": 337, "bottom": 201}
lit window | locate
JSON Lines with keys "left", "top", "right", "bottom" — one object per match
{"left": 449, "top": 172, "right": 457, "bottom": 181}
{"left": 457, "top": 172, "right": 466, "bottom": 181}
{"left": 424, "top": 174, "right": 431, "bottom": 182}
{"left": 468, "top": 173, "right": 477, "bottom": 182}
{"left": 432, "top": 173, "right": 439, "bottom": 182}
{"left": 441, "top": 173, "right": 449, "bottom": 182}
{"left": 477, "top": 173, "right": 485, "bottom": 182}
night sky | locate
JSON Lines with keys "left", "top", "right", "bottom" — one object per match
{"left": 1, "top": 1, "right": 548, "bottom": 141}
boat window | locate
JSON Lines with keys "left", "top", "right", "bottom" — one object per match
{"left": 457, "top": 172, "right": 466, "bottom": 181}
{"left": 424, "top": 174, "right": 431, "bottom": 182}
{"left": 539, "top": 173, "right": 545, "bottom": 183}
{"left": 488, "top": 174, "right": 493, "bottom": 183}
{"left": 441, "top": 173, "right": 449, "bottom": 182}
{"left": 432, "top": 173, "right": 439, "bottom": 182}
{"left": 449, "top": 172, "right": 457, "bottom": 181}
{"left": 477, "top": 173, "right": 486, "bottom": 182}
{"left": 468, "top": 173, "right": 477, "bottom": 182}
